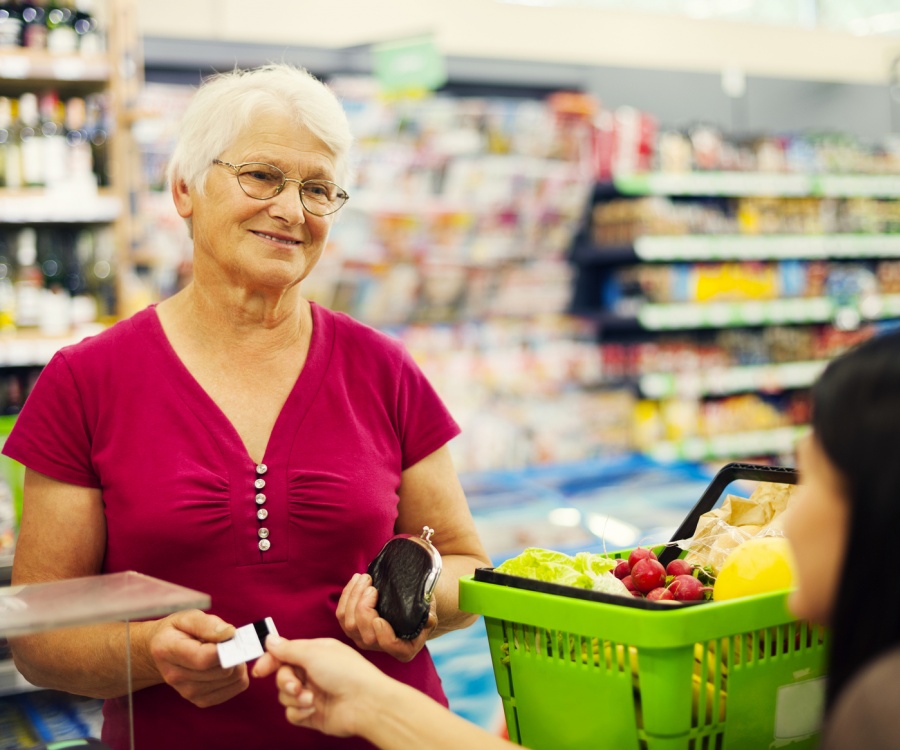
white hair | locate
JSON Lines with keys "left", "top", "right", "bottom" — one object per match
{"left": 166, "top": 63, "right": 354, "bottom": 195}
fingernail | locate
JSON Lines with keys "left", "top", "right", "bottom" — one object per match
{"left": 266, "top": 634, "right": 284, "bottom": 646}
{"left": 285, "top": 680, "right": 300, "bottom": 695}
{"left": 214, "top": 623, "right": 229, "bottom": 635}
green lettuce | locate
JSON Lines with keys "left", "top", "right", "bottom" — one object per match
{"left": 495, "top": 547, "right": 617, "bottom": 590}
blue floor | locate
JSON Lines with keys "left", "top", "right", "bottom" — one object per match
{"left": 432, "top": 454, "right": 716, "bottom": 733}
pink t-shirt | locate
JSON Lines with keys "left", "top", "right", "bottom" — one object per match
{"left": 3, "top": 303, "right": 461, "bottom": 750}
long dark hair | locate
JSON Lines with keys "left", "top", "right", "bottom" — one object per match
{"left": 811, "top": 327, "right": 900, "bottom": 709}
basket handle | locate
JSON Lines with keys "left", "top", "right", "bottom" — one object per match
{"left": 657, "top": 462, "right": 798, "bottom": 567}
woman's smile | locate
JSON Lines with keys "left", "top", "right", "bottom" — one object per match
{"left": 250, "top": 229, "right": 304, "bottom": 247}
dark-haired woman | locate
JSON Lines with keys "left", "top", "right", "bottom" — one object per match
{"left": 785, "top": 327, "right": 900, "bottom": 749}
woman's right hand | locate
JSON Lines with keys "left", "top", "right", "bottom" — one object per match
{"left": 144, "top": 609, "right": 249, "bottom": 707}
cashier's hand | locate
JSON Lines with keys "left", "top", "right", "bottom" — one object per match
{"left": 254, "top": 635, "right": 386, "bottom": 738}
{"left": 144, "top": 609, "right": 249, "bottom": 707}
{"left": 335, "top": 573, "right": 437, "bottom": 663}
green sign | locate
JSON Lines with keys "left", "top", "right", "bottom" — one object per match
{"left": 372, "top": 36, "right": 447, "bottom": 94}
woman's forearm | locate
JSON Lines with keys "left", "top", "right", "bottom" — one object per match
{"left": 361, "top": 678, "right": 510, "bottom": 750}
{"left": 10, "top": 620, "right": 162, "bottom": 699}
{"left": 432, "top": 554, "right": 489, "bottom": 637}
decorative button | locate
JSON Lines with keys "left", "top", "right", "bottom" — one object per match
{"left": 255, "top": 493, "right": 266, "bottom": 505}
{"left": 254, "top": 478, "right": 266, "bottom": 490}
{"left": 258, "top": 527, "right": 270, "bottom": 539}
{"left": 257, "top": 508, "right": 268, "bottom": 521}
{"left": 256, "top": 464, "right": 268, "bottom": 475}
{"left": 258, "top": 539, "right": 271, "bottom": 552}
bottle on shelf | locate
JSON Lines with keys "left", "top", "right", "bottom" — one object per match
{"left": 39, "top": 89, "right": 66, "bottom": 187}
{"left": 16, "top": 91, "right": 44, "bottom": 188}
{"left": 0, "top": 228, "right": 16, "bottom": 331}
{"left": 78, "top": 224, "right": 113, "bottom": 321}
{"left": 84, "top": 92, "right": 108, "bottom": 186}
{"left": 73, "top": 0, "right": 100, "bottom": 54}
{"left": 14, "top": 226, "right": 42, "bottom": 327}
{"left": 0, "top": 0, "right": 24, "bottom": 48}
{"left": 37, "top": 225, "right": 72, "bottom": 335}
{"left": 63, "top": 94, "right": 95, "bottom": 188}
{"left": 46, "top": 0, "right": 76, "bottom": 54}
{"left": 19, "top": 0, "right": 47, "bottom": 50}
{"left": 0, "top": 95, "right": 16, "bottom": 188}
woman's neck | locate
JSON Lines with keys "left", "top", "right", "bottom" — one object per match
{"left": 157, "top": 282, "right": 310, "bottom": 361}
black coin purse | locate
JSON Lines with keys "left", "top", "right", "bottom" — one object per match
{"left": 366, "top": 526, "right": 442, "bottom": 640}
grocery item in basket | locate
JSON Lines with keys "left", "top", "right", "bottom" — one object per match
{"left": 494, "top": 547, "right": 627, "bottom": 595}
{"left": 712, "top": 536, "right": 796, "bottom": 601}
{"left": 674, "top": 480, "right": 797, "bottom": 574}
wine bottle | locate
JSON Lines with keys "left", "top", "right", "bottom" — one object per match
{"left": 39, "top": 90, "right": 67, "bottom": 187}
{"left": 63, "top": 95, "right": 95, "bottom": 187}
{"left": 46, "top": 0, "right": 76, "bottom": 54}
{"left": 0, "top": 96, "right": 17, "bottom": 188}
{"left": 37, "top": 226, "right": 72, "bottom": 335}
{"left": 0, "top": 228, "right": 17, "bottom": 332}
{"left": 85, "top": 92, "right": 108, "bottom": 186}
{"left": 16, "top": 92, "right": 45, "bottom": 188}
{"left": 0, "top": 1, "right": 24, "bottom": 48}
{"left": 14, "top": 227, "right": 42, "bottom": 327}
{"left": 73, "top": 0, "right": 99, "bottom": 54}
{"left": 20, "top": 0, "right": 46, "bottom": 50}
{"left": 71, "top": 227, "right": 98, "bottom": 324}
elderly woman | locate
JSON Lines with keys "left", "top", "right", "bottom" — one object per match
{"left": 2, "top": 64, "right": 490, "bottom": 750}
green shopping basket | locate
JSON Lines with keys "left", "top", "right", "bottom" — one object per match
{"left": 459, "top": 463, "right": 829, "bottom": 750}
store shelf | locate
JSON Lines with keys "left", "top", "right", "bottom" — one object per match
{"left": 574, "top": 234, "right": 900, "bottom": 265}
{"left": 0, "top": 328, "right": 104, "bottom": 367}
{"left": 639, "top": 359, "right": 829, "bottom": 399}
{"left": 0, "top": 190, "right": 121, "bottom": 224}
{"left": 634, "top": 234, "right": 900, "bottom": 262}
{"left": 648, "top": 425, "right": 808, "bottom": 463}
{"left": 0, "top": 659, "right": 37, "bottom": 698}
{"left": 0, "top": 50, "right": 110, "bottom": 85}
{"left": 634, "top": 293, "right": 900, "bottom": 330}
{"left": 613, "top": 172, "right": 900, "bottom": 198}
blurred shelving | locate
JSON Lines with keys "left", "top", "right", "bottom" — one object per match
{"left": 639, "top": 359, "right": 829, "bottom": 399}
{"left": 647, "top": 425, "right": 808, "bottom": 463}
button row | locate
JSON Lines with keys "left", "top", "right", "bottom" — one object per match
{"left": 256, "top": 463, "right": 270, "bottom": 553}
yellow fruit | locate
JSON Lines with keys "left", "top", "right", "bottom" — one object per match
{"left": 712, "top": 536, "right": 796, "bottom": 601}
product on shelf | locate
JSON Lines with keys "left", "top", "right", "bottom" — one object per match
{"left": 0, "top": 0, "right": 104, "bottom": 54}
{"left": 1, "top": 0, "right": 132, "bottom": 334}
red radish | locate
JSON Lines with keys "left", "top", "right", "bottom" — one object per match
{"left": 631, "top": 590, "right": 644, "bottom": 598}
{"left": 668, "top": 574, "right": 712, "bottom": 602}
{"left": 613, "top": 560, "right": 631, "bottom": 579}
{"left": 627, "top": 547, "right": 657, "bottom": 570}
{"left": 631, "top": 559, "right": 666, "bottom": 594}
{"left": 646, "top": 587, "right": 674, "bottom": 601}
{"left": 621, "top": 575, "right": 636, "bottom": 592}
{"left": 666, "top": 559, "right": 694, "bottom": 577}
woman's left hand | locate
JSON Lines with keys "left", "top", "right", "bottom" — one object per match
{"left": 335, "top": 572, "right": 437, "bottom": 662}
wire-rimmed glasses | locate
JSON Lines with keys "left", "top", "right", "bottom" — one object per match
{"left": 212, "top": 160, "right": 350, "bottom": 216}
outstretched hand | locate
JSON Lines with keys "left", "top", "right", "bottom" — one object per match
{"left": 253, "top": 635, "right": 389, "bottom": 738}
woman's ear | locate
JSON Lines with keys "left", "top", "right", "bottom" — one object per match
{"left": 171, "top": 178, "right": 193, "bottom": 219}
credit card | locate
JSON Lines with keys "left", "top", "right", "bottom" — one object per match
{"left": 217, "top": 617, "right": 279, "bottom": 668}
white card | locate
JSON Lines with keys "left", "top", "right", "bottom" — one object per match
{"left": 217, "top": 617, "right": 279, "bottom": 669}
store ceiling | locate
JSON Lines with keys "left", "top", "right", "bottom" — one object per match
{"left": 496, "top": 0, "right": 900, "bottom": 34}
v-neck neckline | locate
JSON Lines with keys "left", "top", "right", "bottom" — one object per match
{"left": 135, "top": 303, "right": 334, "bottom": 469}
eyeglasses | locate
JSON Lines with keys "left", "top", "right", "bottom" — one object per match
{"left": 212, "top": 160, "right": 350, "bottom": 216}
